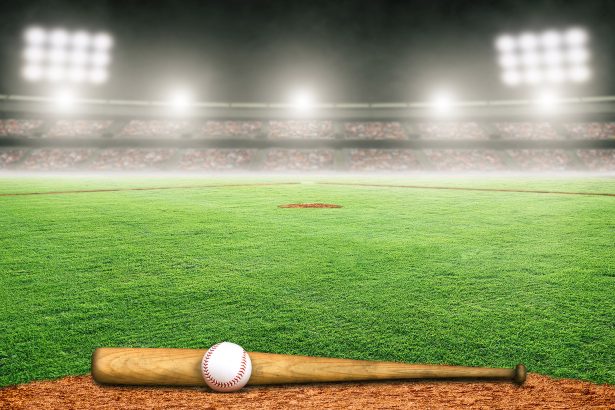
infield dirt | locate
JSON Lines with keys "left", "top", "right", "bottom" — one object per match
{"left": 1, "top": 374, "right": 614, "bottom": 409}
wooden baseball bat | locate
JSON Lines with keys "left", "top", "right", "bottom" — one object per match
{"left": 92, "top": 348, "right": 526, "bottom": 386}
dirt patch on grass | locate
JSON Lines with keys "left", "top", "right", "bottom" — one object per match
{"left": 278, "top": 203, "right": 343, "bottom": 208}
{"left": 1, "top": 374, "right": 614, "bottom": 409}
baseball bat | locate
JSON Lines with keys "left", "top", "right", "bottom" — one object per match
{"left": 92, "top": 348, "right": 526, "bottom": 386}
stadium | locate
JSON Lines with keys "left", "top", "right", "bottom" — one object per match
{"left": 1, "top": 1, "right": 614, "bottom": 409}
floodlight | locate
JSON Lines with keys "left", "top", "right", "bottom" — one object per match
{"left": 91, "top": 52, "right": 110, "bottom": 67}
{"left": 569, "top": 66, "right": 590, "bottom": 82}
{"left": 291, "top": 89, "right": 315, "bottom": 112}
{"left": 24, "top": 46, "right": 45, "bottom": 62}
{"left": 432, "top": 92, "right": 453, "bottom": 114}
{"left": 23, "top": 65, "right": 43, "bottom": 81}
{"left": 170, "top": 90, "right": 192, "bottom": 111}
{"left": 54, "top": 89, "right": 76, "bottom": 109}
{"left": 21, "top": 26, "right": 114, "bottom": 85}
{"left": 543, "top": 49, "right": 563, "bottom": 66}
{"left": 541, "top": 31, "right": 561, "bottom": 49}
{"left": 49, "top": 29, "right": 69, "bottom": 48}
{"left": 524, "top": 68, "right": 542, "bottom": 84}
{"left": 536, "top": 91, "right": 558, "bottom": 111}
{"left": 25, "top": 27, "right": 46, "bottom": 45}
{"left": 502, "top": 70, "right": 521, "bottom": 86}
{"left": 521, "top": 52, "right": 540, "bottom": 67}
{"left": 89, "top": 69, "right": 108, "bottom": 84}
{"left": 68, "top": 67, "right": 86, "bottom": 83}
{"left": 70, "top": 49, "right": 88, "bottom": 65}
{"left": 496, "top": 35, "right": 516, "bottom": 52}
{"left": 498, "top": 53, "right": 518, "bottom": 68}
{"left": 495, "top": 27, "right": 591, "bottom": 87}
{"left": 545, "top": 67, "right": 565, "bottom": 83}
{"left": 93, "top": 33, "right": 113, "bottom": 50}
{"left": 565, "top": 28, "right": 588, "bottom": 46}
{"left": 519, "top": 33, "right": 538, "bottom": 50}
{"left": 567, "top": 48, "right": 589, "bottom": 64}
{"left": 48, "top": 48, "right": 67, "bottom": 64}
{"left": 72, "top": 31, "right": 91, "bottom": 49}
{"left": 47, "top": 65, "right": 66, "bottom": 82}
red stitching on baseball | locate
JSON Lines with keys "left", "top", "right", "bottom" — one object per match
{"left": 202, "top": 344, "right": 248, "bottom": 389}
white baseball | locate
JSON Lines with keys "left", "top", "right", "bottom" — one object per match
{"left": 201, "top": 342, "right": 252, "bottom": 392}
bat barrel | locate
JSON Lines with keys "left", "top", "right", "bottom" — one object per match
{"left": 92, "top": 348, "right": 526, "bottom": 387}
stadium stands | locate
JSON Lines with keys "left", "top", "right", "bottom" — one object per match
{"left": 269, "top": 121, "right": 335, "bottom": 139}
{"left": 0, "top": 149, "right": 26, "bottom": 168}
{"left": 507, "top": 149, "right": 574, "bottom": 171}
{"left": 418, "top": 122, "right": 487, "bottom": 140}
{"left": 21, "top": 149, "right": 93, "bottom": 170}
{"left": 424, "top": 149, "right": 506, "bottom": 171}
{"left": 178, "top": 149, "right": 253, "bottom": 170}
{"left": 495, "top": 122, "right": 561, "bottom": 140}
{"left": 199, "top": 121, "right": 262, "bottom": 138}
{"left": 576, "top": 149, "right": 615, "bottom": 171}
{"left": 344, "top": 122, "right": 407, "bottom": 140}
{"left": 563, "top": 123, "right": 615, "bottom": 140}
{"left": 0, "top": 119, "right": 43, "bottom": 137}
{"left": 118, "top": 120, "right": 191, "bottom": 138}
{"left": 349, "top": 149, "right": 421, "bottom": 171}
{"left": 46, "top": 120, "right": 113, "bottom": 138}
{"left": 263, "top": 149, "right": 335, "bottom": 170}
{"left": 91, "top": 148, "right": 176, "bottom": 170}
{"left": 0, "top": 119, "right": 613, "bottom": 172}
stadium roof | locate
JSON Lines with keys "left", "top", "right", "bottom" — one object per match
{"left": 1, "top": 0, "right": 614, "bottom": 101}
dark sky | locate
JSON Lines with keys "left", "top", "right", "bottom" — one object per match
{"left": 1, "top": 0, "right": 614, "bottom": 102}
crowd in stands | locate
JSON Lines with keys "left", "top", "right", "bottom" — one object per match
{"left": 576, "top": 149, "right": 615, "bottom": 171}
{"left": 91, "top": 148, "right": 176, "bottom": 170}
{"left": 495, "top": 122, "right": 560, "bottom": 140}
{"left": 118, "top": 121, "right": 191, "bottom": 138}
{"left": 424, "top": 149, "right": 506, "bottom": 171}
{"left": 199, "top": 121, "right": 262, "bottom": 138}
{"left": 269, "top": 121, "right": 335, "bottom": 139}
{"left": 563, "top": 123, "right": 615, "bottom": 140}
{"left": 263, "top": 149, "right": 334, "bottom": 170}
{"left": 21, "top": 149, "right": 93, "bottom": 170}
{"left": 46, "top": 120, "right": 113, "bottom": 138}
{"left": 1, "top": 147, "right": 614, "bottom": 172}
{"left": 418, "top": 122, "right": 487, "bottom": 140}
{"left": 0, "top": 119, "right": 43, "bottom": 137}
{"left": 178, "top": 149, "right": 253, "bottom": 170}
{"left": 349, "top": 149, "right": 421, "bottom": 171}
{"left": 506, "top": 149, "right": 573, "bottom": 171}
{"left": 0, "top": 149, "right": 26, "bottom": 168}
{"left": 344, "top": 122, "right": 407, "bottom": 140}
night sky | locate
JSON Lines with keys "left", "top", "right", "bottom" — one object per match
{"left": 1, "top": 0, "right": 614, "bottom": 102}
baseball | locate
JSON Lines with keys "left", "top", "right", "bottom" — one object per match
{"left": 201, "top": 342, "right": 252, "bottom": 392}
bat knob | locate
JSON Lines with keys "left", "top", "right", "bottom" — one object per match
{"left": 513, "top": 364, "right": 527, "bottom": 385}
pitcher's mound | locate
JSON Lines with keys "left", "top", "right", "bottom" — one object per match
{"left": 278, "top": 203, "right": 342, "bottom": 208}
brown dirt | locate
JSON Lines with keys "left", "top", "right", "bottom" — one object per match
{"left": 1, "top": 374, "right": 613, "bottom": 409}
{"left": 278, "top": 203, "right": 343, "bottom": 208}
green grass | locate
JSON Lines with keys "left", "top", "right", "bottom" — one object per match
{"left": 0, "top": 176, "right": 614, "bottom": 386}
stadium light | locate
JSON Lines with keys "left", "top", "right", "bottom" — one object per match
{"left": 21, "top": 26, "right": 113, "bottom": 85}
{"left": 290, "top": 89, "right": 315, "bottom": 112}
{"left": 54, "top": 89, "right": 76, "bottom": 110}
{"left": 495, "top": 28, "right": 591, "bottom": 87}
{"left": 431, "top": 91, "right": 454, "bottom": 114}
{"left": 536, "top": 91, "right": 558, "bottom": 108}
{"left": 170, "top": 89, "right": 192, "bottom": 111}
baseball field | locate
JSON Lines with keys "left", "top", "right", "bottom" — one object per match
{"left": 1, "top": 176, "right": 614, "bottom": 406}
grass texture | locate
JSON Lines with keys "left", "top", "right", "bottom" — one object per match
{"left": 0, "top": 176, "right": 614, "bottom": 386}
